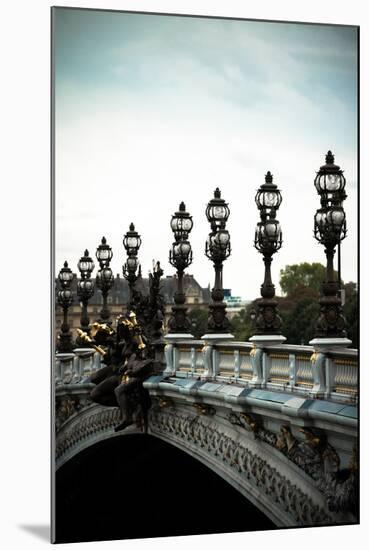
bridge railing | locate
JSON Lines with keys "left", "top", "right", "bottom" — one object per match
{"left": 163, "top": 340, "right": 358, "bottom": 404}
{"left": 54, "top": 348, "right": 102, "bottom": 385}
{"left": 54, "top": 340, "right": 358, "bottom": 404}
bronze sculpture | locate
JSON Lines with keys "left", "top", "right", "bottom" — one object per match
{"left": 78, "top": 312, "right": 154, "bottom": 432}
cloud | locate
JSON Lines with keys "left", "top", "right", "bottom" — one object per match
{"left": 54, "top": 10, "right": 358, "bottom": 297}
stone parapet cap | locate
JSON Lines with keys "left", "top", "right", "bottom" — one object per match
{"left": 55, "top": 353, "right": 75, "bottom": 360}
{"left": 309, "top": 338, "right": 353, "bottom": 353}
{"left": 164, "top": 333, "right": 194, "bottom": 342}
{"left": 73, "top": 347, "right": 96, "bottom": 356}
{"left": 143, "top": 376, "right": 358, "bottom": 431}
{"left": 201, "top": 333, "right": 235, "bottom": 342}
{"left": 249, "top": 335, "right": 287, "bottom": 347}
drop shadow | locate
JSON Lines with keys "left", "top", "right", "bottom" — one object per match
{"left": 18, "top": 524, "right": 50, "bottom": 542}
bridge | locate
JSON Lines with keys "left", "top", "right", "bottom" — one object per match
{"left": 54, "top": 337, "right": 358, "bottom": 530}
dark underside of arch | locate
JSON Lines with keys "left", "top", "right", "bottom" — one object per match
{"left": 54, "top": 433, "right": 275, "bottom": 543}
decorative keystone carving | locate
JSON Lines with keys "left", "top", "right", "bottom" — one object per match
{"left": 193, "top": 403, "right": 216, "bottom": 416}
{"left": 55, "top": 395, "right": 92, "bottom": 432}
{"left": 156, "top": 396, "right": 174, "bottom": 409}
{"left": 228, "top": 412, "right": 260, "bottom": 434}
{"left": 150, "top": 409, "right": 331, "bottom": 526}
{"left": 322, "top": 445, "right": 358, "bottom": 516}
{"left": 227, "top": 412, "right": 357, "bottom": 516}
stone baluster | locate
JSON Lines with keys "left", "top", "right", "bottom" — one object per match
{"left": 57, "top": 353, "right": 75, "bottom": 384}
{"left": 92, "top": 351, "right": 102, "bottom": 372}
{"left": 163, "top": 343, "right": 175, "bottom": 376}
{"left": 234, "top": 349, "right": 241, "bottom": 378}
{"left": 190, "top": 347, "right": 196, "bottom": 375}
{"left": 212, "top": 347, "right": 220, "bottom": 378}
{"left": 289, "top": 354, "right": 296, "bottom": 390}
{"left": 202, "top": 343, "right": 213, "bottom": 379}
{"left": 55, "top": 356, "right": 62, "bottom": 385}
{"left": 262, "top": 350, "right": 271, "bottom": 387}
{"left": 250, "top": 346, "right": 264, "bottom": 387}
{"left": 310, "top": 351, "right": 326, "bottom": 397}
{"left": 74, "top": 348, "right": 95, "bottom": 381}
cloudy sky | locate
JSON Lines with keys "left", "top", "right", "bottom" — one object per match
{"left": 54, "top": 8, "right": 358, "bottom": 298}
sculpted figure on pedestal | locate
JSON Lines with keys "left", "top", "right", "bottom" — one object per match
{"left": 78, "top": 313, "right": 154, "bottom": 432}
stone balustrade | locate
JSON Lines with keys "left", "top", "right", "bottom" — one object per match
{"left": 163, "top": 340, "right": 358, "bottom": 403}
{"left": 54, "top": 348, "right": 102, "bottom": 385}
{"left": 54, "top": 340, "right": 358, "bottom": 404}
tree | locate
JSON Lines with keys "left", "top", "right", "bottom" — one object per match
{"left": 279, "top": 262, "right": 326, "bottom": 296}
{"left": 281, "top": 298, "right": 320, "bottom": 345}
{"left": 343, "top": 282, "right": 358, "bottom": 348}
{"left": 278, "top": 264, "right": 357, "bottom": 347}
{"left": 187, "top": 308, "right": 208, "bottom": 339}
{"left": 231, "top": 304, "right": 254, "bottom": 341}
{"left": 217, "top": 263, "right": 357, "bottom": 348}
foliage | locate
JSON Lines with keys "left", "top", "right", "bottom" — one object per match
{"left": 187, "top": 308, "right": 208, "bottom": 339}
{"left": 343, "top": 283, "right": 358, "bottom": 348}
{"left": 279, "top": 262, "right": 326, "bottom": 296}
{"left": 280, "top": 298, "right": 320, "bottom": 346}
{"left": 228, "top": 262, "right": 358, "bottom": 348}
{"left": 230, "top": 304, "right": 255, "bottom": 341}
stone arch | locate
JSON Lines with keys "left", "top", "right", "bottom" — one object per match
{"left": 55, "top": 432, "right": 275, "bottom": 543}
{"left": 55, "top": 402, "right": 333, "bottom": 529}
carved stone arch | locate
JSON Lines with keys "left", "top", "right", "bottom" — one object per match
{"left": 55, "top": 403, "right": 334, "bottom": 528}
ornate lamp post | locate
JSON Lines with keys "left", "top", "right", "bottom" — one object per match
{"left": 56, "top": 261, "right": 74, "bottom": 352}
{"left": 204, "top": 188, "right": 232, "bottom": 334}
{"left": 96, "top": 236, "right": 114, "bottom": 323}
{"left": 123, "top": 223, "right": 141, "bottom": 306}
{"left": 312, "top": 151, "right": 348, "bottom": 340}
{"left": 168, "top": 202, "right": 193, "bottom": 334}
{"left": 251, "top": 172, "right": 284, "bottom": 338}
{"left": 77, "top": 249, "right": 95, "bottom": 333}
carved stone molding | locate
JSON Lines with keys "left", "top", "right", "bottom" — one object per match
{"left": 193, "top": 403, "right": 216, "bottom": 416}
{"left": 55, "top": 391, "right": 357, "bottom": 524}
{"left": 227, "top": 412, "right": 358, "bottom": 516}
{"left": 149, "top": 409, "right": 332, "bottom": 526}
{"left": 55, "top": 394, "right": 93, "bottom": 432}
{"left": 56, "top": 406, "right": 121, "bottom": 462}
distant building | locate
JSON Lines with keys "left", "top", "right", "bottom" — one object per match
{"left": 223, "top": 291, "right": 251, "bottom": 318}
{"left": 55, "top": 273, "right": 211, "bottom": 338}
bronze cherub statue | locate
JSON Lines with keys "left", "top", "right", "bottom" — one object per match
{"left": 81, "top": 312, "right": 155, "bottom": 433}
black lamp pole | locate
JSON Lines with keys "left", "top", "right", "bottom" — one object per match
{"left": 77, "top": 249, "right": 95, "bottom": 334}
{"left": 253, "top": 172, "right": 283, "bottom": 335}
{"left": 205, "top": 188, "right": 231, "bottom": 333}
{"left": 168, "top": 202, "right": 193, "bottom": 333}
{"left": 123, "top": 223, "right": 142, "bottom": 308}
{"left": 56, "top": 261, "right": 74, "bottom": 353}
{"left": 96, "top": 236, "right": 114, "bottom": 323}
{"left": 313, "top": 151, "right": 348, "bottom": 338}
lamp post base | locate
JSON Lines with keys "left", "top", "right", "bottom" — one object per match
{"left": 309, "top": 337, "right": 352, "bottom": 352}
{"left": 201, "top": 333, "right": 235, "bottom": 341}
{"left": 56, "top": 332, "right": 74, "bottom": 354}
{"left": 249, "top": 334, "right": 286, "bottom": 347}
{"left": 164, "top": 333, "right": 194, "bottom": 341}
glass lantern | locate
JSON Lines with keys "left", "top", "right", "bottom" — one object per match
{"left": 326, "top": 206, "right": 347, "bottom": 241}
{"left": 314, "top": 151, "right": 346, "bottom": 201}
{"left": 205, "top": 188, "right": 230, "bottom": 230}
{"left": 255, "top": 171, "right": 282, "bottom": 211}
{"left": 78, "top": 250, "right": 95, "bottom": 278}
{"left": 123, "top": 223, "right": 142, "bottom": 256}
{"left": 170, "top": 202, "right": 193, "bottom": 240}
{"left": 96, "top": 236, "right": 113, "bottom": 266}
{"left": 58, "top": 261, "right": 73, "bottom": 286}
{"left": 126, "top": 256, "right": 139, "bottom": 272}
